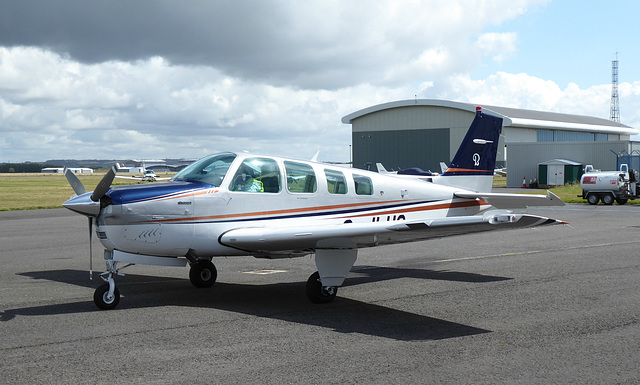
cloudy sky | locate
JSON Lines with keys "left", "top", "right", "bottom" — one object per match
{"left": 2, "top": 0, "right": 640, "bottom": 163}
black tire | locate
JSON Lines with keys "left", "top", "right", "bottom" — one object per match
{"left": 94, "top": 283, "right": 120, "bottom": 310}
{"left": 189, "top": 260, "right": 217, "bottom": 288}
{"left": 587, "top": 194, "right": 600, "bottom": 205}
{"left": 306, "top": 271, "right": 337, "bottom": 304}
{"left": 602, "top": 194, "right": 615, "bottom": 205}
{"left": 616, "top": 198, "right": 628, "bottom": 205}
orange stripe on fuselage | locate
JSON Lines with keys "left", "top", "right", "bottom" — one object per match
{"left": 141, "top": 198, "right": 488, "bottom": 224}
{"left": 340, "top": 199, "right": 487, "bottom": 219}
{"left": 444, "top": 168, "right": 493, "bottom": 174}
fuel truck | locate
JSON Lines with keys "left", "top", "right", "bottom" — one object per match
{"left": 579, "top": 164, "right": 640, "bottom": 205}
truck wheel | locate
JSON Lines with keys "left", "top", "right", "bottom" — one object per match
{"left": 602, "top": 194, "right": 614, "bottom": 205}
{"left": 587, "top": 194, "right": 599, "bottom": 205}
{"left": 616, "top": 198, "right": 628, "bottom": 205}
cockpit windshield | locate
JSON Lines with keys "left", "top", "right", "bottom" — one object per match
{"left": 171, "top": 153, "right": 237, "bottom": 186}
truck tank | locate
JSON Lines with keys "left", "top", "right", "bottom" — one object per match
{"left": 580, "top": 171, "right": 626, "bottom": 192}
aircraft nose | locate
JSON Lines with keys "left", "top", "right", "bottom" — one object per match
{"left": 63, "top": 192, "right": 101, "bottom": 216}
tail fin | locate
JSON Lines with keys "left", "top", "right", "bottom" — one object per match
{"left": 439, "top": 107, "right": 503, "bottom": 192}
{"left": 376, "top": 163, "right": 391, "bottom": 174}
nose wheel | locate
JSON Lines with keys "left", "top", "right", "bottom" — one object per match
{"left": 94, "top": 283, "right": 120, "bottom": 310}
{"left": 93, "top": 259, "right": 130, "bottom": 310}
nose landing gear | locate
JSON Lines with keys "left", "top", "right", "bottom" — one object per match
{"left": 94, "top": 260, "right": 129, "bottom": 310}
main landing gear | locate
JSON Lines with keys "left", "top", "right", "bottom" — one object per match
{"left": 305, "top": 271, "right": 337, "bottom": 304}
{"left": 188, "top": 260, "right": 217, "bottom": 288}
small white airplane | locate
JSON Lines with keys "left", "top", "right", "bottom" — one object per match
{"left": 63, "top": 107, "right": 565, "bottom": 310}
{"left": 115, "top": 167, "right": 171, "bottom": 182}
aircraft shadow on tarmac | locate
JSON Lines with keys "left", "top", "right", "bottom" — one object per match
{"left": 3, "top": 266, "right": 510, "bottom": 341}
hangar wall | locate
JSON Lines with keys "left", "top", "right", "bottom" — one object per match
{"left": 506, "top": 141, "right": 633, "bottom": 187}
{"left": 352, "top": 128, "right": 450, "bottom": 171}
{"left": 351, "top": 105, "right": 507, "bottom": 171}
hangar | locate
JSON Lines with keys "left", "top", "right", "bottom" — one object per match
{"left": 342, "top": 99, "right": 639, "bottom": 187}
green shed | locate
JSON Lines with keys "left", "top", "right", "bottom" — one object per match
{"left": 538, "top": 159, "right": 583, "bottom": 186}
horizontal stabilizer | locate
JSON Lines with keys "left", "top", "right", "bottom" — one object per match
{"left": 453, "top": 191, "right": 564, "bottom": 209}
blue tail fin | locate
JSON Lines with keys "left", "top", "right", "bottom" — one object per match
{"left": 442, "top": 107, "right": 502, "bottom": 177}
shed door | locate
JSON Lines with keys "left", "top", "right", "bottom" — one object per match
{"left": 548, "top": 164, "right": 564, "bottom": 185}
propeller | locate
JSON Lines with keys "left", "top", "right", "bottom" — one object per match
{"left": 91, "top": 165, "right": 117, "bottom": 202}
{"left": 64, "top": 167, "right": 87, "bottom": 196}
{"left": 64, "top": 165, "right": 118, "bottom": 280}
{"left": 88, "top": 217, "right": 94, "bottom": 279}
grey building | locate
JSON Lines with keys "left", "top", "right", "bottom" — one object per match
{"left": 342, "top": 99, "right": 639, "bottom": 187}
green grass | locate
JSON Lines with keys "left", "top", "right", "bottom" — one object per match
{"left": 0, "top": 172, "right": 171, "bottom": 211}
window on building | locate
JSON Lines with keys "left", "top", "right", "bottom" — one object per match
{"left": 353, "top": 174, "right": 373, "bottom": 195}
{"left": 537, "top": 129, "right": 608, "bottom": 142}
{"left": 325, "top": 169, "right": 347, "bottom": 194}
{"left": 285, "top": 161, "right": 317, "bottom": 193}
{"left": 537, "top": 129, "right": 555, "bottom": 142}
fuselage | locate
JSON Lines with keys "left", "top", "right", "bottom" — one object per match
{"left": 67, "top": 152, "right": 490, "bottom": 259}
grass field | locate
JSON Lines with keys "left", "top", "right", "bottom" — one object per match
{"left": 0, "top": 173, "right": 602, "bottom": 211}
{"left": 0, "top": 172, "right": 171, "bottom": 211}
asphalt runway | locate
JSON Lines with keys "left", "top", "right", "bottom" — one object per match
{"left": 1, "top": 205, "right": 639, "bottom": 384}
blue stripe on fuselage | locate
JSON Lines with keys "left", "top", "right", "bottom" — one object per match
{"left": 107, "top": 181, "right": 212, "bottom": 205}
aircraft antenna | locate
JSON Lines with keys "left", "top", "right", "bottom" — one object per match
{"left": 610, "top": 53, "right": 620, "bottom": 122}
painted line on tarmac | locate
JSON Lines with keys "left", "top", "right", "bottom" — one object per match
{"left": 434, "top": 239, "right": 640, "bottom": 263}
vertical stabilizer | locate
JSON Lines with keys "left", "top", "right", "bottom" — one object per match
{"left": 438, "top": 107, "right": 503, "bottom": 192}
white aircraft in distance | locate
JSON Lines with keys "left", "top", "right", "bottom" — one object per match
{"left": 63, "top": 107, "right": 565, "bottom": 310}
{"left": 114, "top": 167, "right": 171, "bottom": 182}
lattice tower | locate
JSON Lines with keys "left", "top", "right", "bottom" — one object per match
{"left": 610, "top": 55, "right": 620, "bottom": 122}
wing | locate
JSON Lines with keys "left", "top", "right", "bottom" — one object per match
{"left": 115, "top": 175, "right": 143, "bottom": 180}
{"left": 218, "top": 211, "right": 566, "bottom": 256}
{"left": 454, "top": 191, "right": 564, "bottom": 209}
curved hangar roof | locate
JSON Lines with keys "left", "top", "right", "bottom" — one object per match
{"left": 342, "top": 99, "right": 638, "bottom": 136}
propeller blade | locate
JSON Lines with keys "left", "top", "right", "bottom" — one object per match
{"left": 91, "top": 166, "right": 116, "bottom": 202}
{"left": 64, "top": 168, "right": 87, "bottom": 196}
{"left": 88, "top": 217, "right": 93, "bottom": 280}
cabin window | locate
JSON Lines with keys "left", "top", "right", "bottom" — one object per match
{"left": 325, "top": 169, "right": 347, "bottom": 194}
{"left": 285, "top": 161, "right": 317, "bottom": 193}
{"left": 230, "top": 158, "right": 281, "bottom": 193}
{"left": 353, "top": 174, "right": 373, "bottom": 195}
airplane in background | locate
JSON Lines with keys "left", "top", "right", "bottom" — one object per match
{"left": 63, "top": 106, "right": 565, "bottom": 310}
{"left": 115, "top": 169, "right": 171, "bottom": 182}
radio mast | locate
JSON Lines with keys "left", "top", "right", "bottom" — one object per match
{"left": 610, "top": 54, "right": 620, "bottom": 122}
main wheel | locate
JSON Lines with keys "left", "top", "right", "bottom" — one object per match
{"left": 587, "top": 193, "right": 600, "bottom": 205}
{"left": 306, "top": 271, "right": 337, "bottom": 304}
{"left": 602, "top": 194, "right": 614, "bottom": 205}
{"left": 189, "top": 260, "right": 217, "bottom": 288}
{"left": 94, "top": 283, "right": 120, "bottom": 310}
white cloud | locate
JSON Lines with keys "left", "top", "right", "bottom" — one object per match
{"left": 5, "top": 0, "right": 640, "bottom": 164}
{"left": 476, "top": 32, "right": 518, "bottom": 63}
{"left": 4, "top": 45, "right": 640, "bottom": 163}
